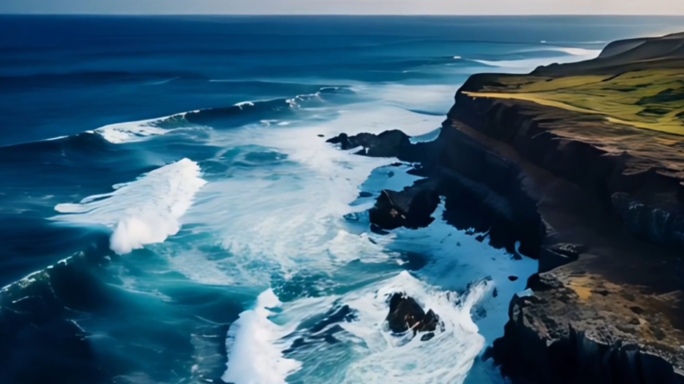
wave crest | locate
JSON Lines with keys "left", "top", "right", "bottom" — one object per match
{"left": 54, "top": 158, "right": 207, "bottom": 254}
{"left": 88, "top": 86, "right": 354, "bottom": 144}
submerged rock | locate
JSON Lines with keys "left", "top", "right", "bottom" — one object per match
{"left": 385, "top": 293, "right": 442, "bottom": 338}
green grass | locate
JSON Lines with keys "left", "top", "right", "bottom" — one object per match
{"left": 466, "top": 69, "right": 684, "bottom": 136}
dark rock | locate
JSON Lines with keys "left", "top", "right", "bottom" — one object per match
{"left": 325, "top": 132, "right": 349, "bottom": 147}
{"left": 385, "top": 293, "right": 441, "bottom": 337}
{"left": 369, "top": 182, "right": 440, "bottom": 230}
{"left": 489, "top": 271, "right": 684, "bottom": 384}
{"left": 420, "top": 332, "right": 435, "bottom": 341}
{"left": 407, "top": 166, "right": 429, "bottom": 177}
{"left": 612, "top": 192, "right": 684, "bottom": 250}
{"left": 317, "top": 134, "right": 324, "bottom": 137}
{"left": 550, "top": 243, "right": 587, "bottom": 257}
{"left": 358, "top": 191, "right": 373, "bottom": 198}
{"left": 493, "top": 287, "right": 498, "bottom": 298}
{"left": 435, "top": 128, "right": 545, "bottom": 258}
{"left": 540, "top": 243, "right": 585, "bottom": 272}
{"left": 508, "top": 276, "right": 519, "bottom": 282}
{"left": 369, "top": 223, "right": 390, "bottom": 235}
{"left": 343, "top": 212, "right": 362, "bottom": 222}
{"left": 386, "top": 293, "right": 425, "bottom": 334}
{"left": 326, "top": 130, "right": 412, "bottom": 158}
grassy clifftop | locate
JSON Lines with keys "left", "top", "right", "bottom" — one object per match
{"left": 464, "top": 68, "right": 684, "bottom": 135}
{"left": 462, "top": 32, "right": 684, "bottom": 135}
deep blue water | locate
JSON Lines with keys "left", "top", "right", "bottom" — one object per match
{"left": 1, "top": 15, "right": 683, "bottom": 384}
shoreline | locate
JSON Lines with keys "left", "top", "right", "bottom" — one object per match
{"left": 329, "top": 30, "right": 684, "bottom": 383}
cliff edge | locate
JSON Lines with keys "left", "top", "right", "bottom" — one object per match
{"left": 446, "top": 32, "right": 684, "bottom": 383}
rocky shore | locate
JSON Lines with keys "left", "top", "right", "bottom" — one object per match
{"left": 329, "top": 32, "right": 684, "bottom": 383}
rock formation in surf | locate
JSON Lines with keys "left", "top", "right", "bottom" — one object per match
{"left": 326, "top": 130, "right": 411, "bottom": 158}
{"left": 369, "top": 183, "right": 440, "bottom": 230}
{"left": 386, "top": 293, "right": 442, "bottom": 341}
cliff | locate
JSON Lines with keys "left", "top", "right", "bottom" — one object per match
{"left": 446, "top": 33, "right": 684, "bottom": 383}
{"left": 325, "top": 31, "right": 684, "bottom": 383}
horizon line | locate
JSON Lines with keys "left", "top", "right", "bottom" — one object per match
{"left": 2, "top": 13, "right": 684, "bottom": 17}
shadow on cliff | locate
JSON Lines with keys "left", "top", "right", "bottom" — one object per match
{"left": 327, "top": 125, "right": 545, "bottom": 259}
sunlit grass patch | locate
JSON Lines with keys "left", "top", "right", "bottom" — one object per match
{"left": 466, "top": 69, "right": 684, "bottom": 136}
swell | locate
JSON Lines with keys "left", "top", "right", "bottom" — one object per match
{"left": 0, "top": 237, "right": 239, "bottom": 384}
{"left": 1, "top": 84, "right": 355, "bottom": 149}
{"left": 0, "top": 70, "right": 205, "bottom": 90}
{"left": 0, "top": 46, "right": 589, "bottom": 92}
{"left": 53, "top": 158, "right": 207, "bottom": 254}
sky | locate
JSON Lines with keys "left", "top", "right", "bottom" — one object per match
{"left": 2, "top": 0, "right": 684, "bottom": 15}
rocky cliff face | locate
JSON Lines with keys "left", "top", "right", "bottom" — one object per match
{"left": 441, "top": 32, "right": 684, "bottom": 383}
{"left": 327, "top": 32, "right": 684, "bottom": 383}
{"left": 450, "top": 78, "right": 684, "bottom": 252}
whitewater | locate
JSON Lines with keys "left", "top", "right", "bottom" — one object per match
{"left": 42, "top": 47, "right": 598, "bottom": 384}
{"left": 4, "top": 15, "right": 676, "bottom": 384}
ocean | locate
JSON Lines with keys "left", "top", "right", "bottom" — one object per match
{"left": 1, "top": 15, "right": 683, "bottom": 384}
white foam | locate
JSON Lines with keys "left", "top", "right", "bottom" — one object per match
{"left": 252, "top": 270, "right": 490, "bottom": 384}
{"left": 169, "top": 99, "right": 443, "bottom": 286}
{"left": 45, "top": 135, "right": 68, "bottom": 141}
{"left": 177, "top": 139, "right": 393, "bottom": 285}
{"left": 389, "top": 204, "right": 537, "bottom": 348}
{"left": 472, "top": 58, "right": 555, "bottom": 70}
{"left": 340, "top": 271, "right": 488, "bottom": 384}
{"left": 223, "top": 289, "right": 303, "bottom": 384}
{"left": 473, "top": 46, "right": 601, "bottom": 73}
{"left": 358, "top": 83, "right": 455, "bottom": 117}
{"left": 87, "top": 78, "right": 528, "bottom": 381}
{"left": 54, "top": 158, "right": 207, "bottom": 254}
{"left": 236, "top": 101, "right": 256, "bottom": 109}
{"left": 538, "top": 46, "right": 602, "bottom": 57}
{"left": 91, "top": 119, "right": 170, "bottom": 144}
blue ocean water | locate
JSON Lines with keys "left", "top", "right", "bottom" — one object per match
{"left": 1, "top": 15, "right": 683, "bottom": 384}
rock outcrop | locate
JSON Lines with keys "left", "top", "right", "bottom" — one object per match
{"left": 386, "top": 293, "right": 442, "bottom": 341}
{"left": 487, "top": 272, "right": 684, "bottom": 384}
{"left": 326, "top": 130, "right": 412, "bottom": 158}
{"left": 329, "top": 127, "right": 544, "bottom": 257}
{"left": 369, "top": 181, "right": 440, "bottom": 230}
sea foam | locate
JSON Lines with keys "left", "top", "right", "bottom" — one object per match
{"left": 340, "top": 271, "right": 489, "bottom": 384}
{"left": 91, "top": 119, "right": 170, "bottom": 144}
{"left": 54, "top": 158, "right": 207, "bottom": 254}
{"left": 223, "top": 289, "right": 303, "bottom": 384}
